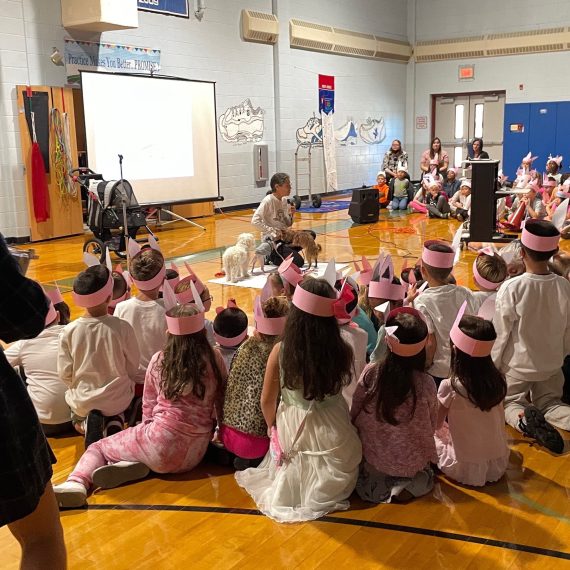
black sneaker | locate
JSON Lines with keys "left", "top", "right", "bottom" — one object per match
{"left": 518, "top": 406, "right": 564, "bottom": 454}
{"left": 85, "top": 409, "right": 105, "bottom": 449}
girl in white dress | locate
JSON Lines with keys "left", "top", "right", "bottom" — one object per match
{"left": 235, "top": 277, "right": 362, "bottom": 523}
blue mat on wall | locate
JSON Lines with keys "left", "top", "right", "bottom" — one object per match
{"left": 297, "top": 200, "right": 351, "bottom": 213}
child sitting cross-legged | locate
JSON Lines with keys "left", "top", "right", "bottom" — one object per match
{"left": 107, "top": 267, "right": 130, "bottom": 315}
{"left": 53, "top": 284, "right": 227, "bottom": 508}
{"left": 351, "top": 307, "right": 437, "bottom": 503}
{"left": 213, "top": 301, "right": 249, "bottom": 373}
{"left": 58, "top": 260, "right": 141, "bottom": 447}
{"left": 435, "top": 306, "right": 509, "bottom": 486}
{"left": 471, "top": 248, "right": 508, "bottom": 315}
{"left": 220, "top": 286, "right": 289, "bottom": 470}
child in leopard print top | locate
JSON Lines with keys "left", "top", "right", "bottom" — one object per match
{"left": 219, "top": 296, "right": 289, "bottom": 468}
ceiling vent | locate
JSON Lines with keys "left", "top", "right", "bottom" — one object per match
{"left": 415, "top": 27, "right": 570, "bottom": 62}
{"left": 241, "top": 10, "right": 279, "bottom": 45}
{"left": 289, "top": 19, "right": 411, "bottom": 63}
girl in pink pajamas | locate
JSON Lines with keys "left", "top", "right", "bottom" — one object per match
{"left": 53, "top": 300, "right": 227, "bottom": 508}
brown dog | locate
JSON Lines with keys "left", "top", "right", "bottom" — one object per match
{"left": 291, "top": 231, "right": 322, "bottom": 268}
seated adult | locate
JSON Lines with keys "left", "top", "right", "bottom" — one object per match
{"left": 420, "top": 137, "right": 449, "bottom": 178}
{"left": 381, "top": 139, "right": 408, "bottom": 182}
{"left": 251, "top": 173, "right": 306, "bottom": 267}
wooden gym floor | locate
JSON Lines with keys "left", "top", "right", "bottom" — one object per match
{"left": 2, "top": 199, "right": 570, "bottom": 569}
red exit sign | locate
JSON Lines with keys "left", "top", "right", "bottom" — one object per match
{"left": 459, "top": 65, "right": 475, "bottom": 80}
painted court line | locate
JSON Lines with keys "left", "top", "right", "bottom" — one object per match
{"left": 84, "top": 503, "right": 570, "bottom": 561}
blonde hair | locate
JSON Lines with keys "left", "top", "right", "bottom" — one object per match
{"left": 476, "top": 253, "right": 507, "bottom": 284}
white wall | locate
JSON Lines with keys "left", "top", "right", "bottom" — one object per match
{"left": 0, "top": 0, "right": 409, "bottom": 240}
{"left": 406, "top": 0, "right": 570, "bottom": 178}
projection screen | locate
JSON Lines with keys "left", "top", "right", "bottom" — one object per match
{"left": 81, "top": 71, "right": 219, "bottom": 206}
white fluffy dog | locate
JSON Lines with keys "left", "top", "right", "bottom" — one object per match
{"left": 223, "top": 233, "right": 256, "bottom": 283}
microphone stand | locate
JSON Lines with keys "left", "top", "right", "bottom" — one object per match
{"left": 118, "top": 154, "right": 129, "bottom": 250}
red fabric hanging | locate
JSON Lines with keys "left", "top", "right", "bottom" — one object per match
{"left": 31, "top": 141, "right": 49, "bottom": 222}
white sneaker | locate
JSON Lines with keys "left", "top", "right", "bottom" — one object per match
{"left": 92, "top": 461, "right": 150, "bottom": 489}
{"left": 53, "top": 481, "right": 87, "bottom": 508}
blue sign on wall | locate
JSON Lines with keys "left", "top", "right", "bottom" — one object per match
{"left": 137, "top": 0, "right": 189, "bottom": 18}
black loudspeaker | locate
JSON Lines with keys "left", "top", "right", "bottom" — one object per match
{"left": 348, "top": 187, "right": 379, "bottom": 224}
{"left": 469, "top": 160, "right": 499, "bottom": 241}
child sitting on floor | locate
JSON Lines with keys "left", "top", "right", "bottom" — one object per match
{"left": 5, "top": 290, "right": 71, "bottom": 435}
{"left": 351, "top": 307, "right": 437, "bottom": 503}
{"left": 375, "top": 171, "right": 390, "bottom": 209}
{"left": 115, "top": 243, "right": 167, "bottom": 385}
{"left": 415, "top": 240, "right": 476, "bottom": 384}
{"left": 108, "top": 268, "right": 131, "bottom": 315}
{"left": 213, "top": 301, "right": 249, "bottom": 372}
{"left": 449, "top": 180, "right": 471, "bottom": 222}
{"left": 471, "top": 249, "right": 507, "bottom": 315}
{"left": 435, "top": 307, "right": 509, "bottom": 486}
{"left": 492, "top": 219, "right": 570, "bottom": 453}
{"left": 220, "top": 291, "right": 289, "bottom": 469}
{"left": 388, "top": 166, "right": 411, "bottom": 211}
{"left": 53, "top": 298, "right": 227, "bottom": 508}
{"left": 59, "top": 262, "right": 140, "bottom": 447}
{"left": 235, "top": 277, "right": 362, "bottom": 523}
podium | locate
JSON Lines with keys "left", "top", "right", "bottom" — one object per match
{"left": 463, "top": 159, "right": 514, "bottom": 244}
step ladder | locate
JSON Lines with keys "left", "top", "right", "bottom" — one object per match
{"left": 294, "top": 143, "right": 322, "bottom": 209}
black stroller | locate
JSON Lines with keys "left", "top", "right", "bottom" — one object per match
{"left": 71, "top": 168, "right": 154, "bottom": 260}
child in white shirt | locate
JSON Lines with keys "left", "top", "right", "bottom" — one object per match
{"left": 493, "top": 220, "right": 570, "bottom": 453}
{"left": 414, "top": 240, "right": 476, "bottom": 383}
{"left": 114, "top": 248, "right": 167, "bottom": 384}
{"left": 471, "top": 250, "right": 507, "bottom": 315}
{"left": 59, "top": 264, "right": 140, "bottom": 447}
{"left": 5, "top": 297, "right": 71, "bottom": 435}
{"left": 449, "top": 180, "right": 472, "bottom": 222}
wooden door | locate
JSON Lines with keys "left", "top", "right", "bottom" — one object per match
{"left": 17, "top": 85, "right": 83, "bottom": 242}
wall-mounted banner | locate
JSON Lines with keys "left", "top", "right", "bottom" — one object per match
{"left": 64, "top": 39, "right": 161, "bottom": 86}
{"left": 318, "top": 74, "right": 335, "bottom": 115}
{"left": 137, "top": 0, "right": 189, "bottom": 18}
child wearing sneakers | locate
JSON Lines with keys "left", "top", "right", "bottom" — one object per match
{"left": 375, "top": 171, "right": 390, "bottom": 209}
{"left": 213, "top": 301, "right": 249, "bottom": 372}
{"left": 435, "top": 306, "right": 509, "bottom": 486}
{"left": 492, "top": 220, "right": 570, "bottom": 453}
{"left": 54, "top": 294, "right": 226, "bottom": 508}
{"left": 5, "top": 289, "right": 71, "bottom": 435}
{"left": 220, "top": 290, "right": 289, "bottom": 469}
{"left": 114, "top": 242, "right": 167, "bottom": 384}
{"left": 415, "top": 240, "right": 476, "bottom": 384}
{"left": 471, "top": 249, "right": 507, "bottom": 316}
{"left": 59, "top": 262, "right": 140, "bottom": 447}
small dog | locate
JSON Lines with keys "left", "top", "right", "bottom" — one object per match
{"left": 223, "top": 233, "right": 256, "bottom": 283}
{"left": 291, "top": 231, "right": 321, "bottom": 268}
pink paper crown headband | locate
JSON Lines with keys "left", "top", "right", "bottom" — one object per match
{"left": 354, "top": 256, "right": 373, "bottom": 286}
{"left": 254, "top": 296, "right": 287, "bottom": 336}
{"left": 213, "top": 300, "right": 248, "bottom": 347}
{"left": 108, "top": 265, "right": 131, "bottom": 309}
{"left": 384, "top": 306, "right": 428, "bottom": 357}
{"left": 472, "top": 248, "right": 505, "bottom": 291}
{"left": 368, "top": 253, "right": 406, "bottom": 301}
{"left": 174, "top": 262, "right": 206, "bottom": 303}
{"left": 72, "top": 252, "right": 114, "bottom": 308}
{"left": 450, "top": 301, "right": 494, "bottom": 357}
{"left": 127, "top": 236, "right": 166, "bottom": 291}
{"left": 422, "top": 244, "right": 455, "bottom": 269}
{"left": 163, "top": 280, "right": 205, "bottom": 336}
{"left": 278, "top": 256, "right": 304, "bottom": 287}
{"left": 521, "top": 226, "right": 560, "bottom": 252}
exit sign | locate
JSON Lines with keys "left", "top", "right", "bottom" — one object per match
{"left": 459, "top": 65, "right": 475, "bottom": 80}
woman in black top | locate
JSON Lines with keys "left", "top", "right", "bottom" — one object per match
{"left": 467, "top": 138, "right": 490, "bottom": 160}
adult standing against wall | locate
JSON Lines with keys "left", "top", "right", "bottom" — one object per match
{"left": 381, "top": 139, "right": 408, "bottom": 182}
{"left": 0, "top": 235, "right": 67, "bottom": 569}
{"left": 420, "top": 137, "right": 449, "bottom": 178}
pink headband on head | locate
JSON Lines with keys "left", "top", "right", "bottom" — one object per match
{"left": 449, "top": 301, "right": 495, "bottom": 357}
{"left": 472, "top": 249, "right": 504, "bottom": 291}
{"left": 166, "top": 262, "right": 180, "bottom": 285}
{"left": 368, "top": 255, "right": 406, "bottom": 301}
{"left": 42, "top": 289, "right": 58, "bottom": 326}
{"left": 292, "top": 285, "right": 336, "bottom": 317}
{"left": 278, "top": 256, "right": 303, "bottom": 287}
{"left": 163, "top": 280, "right": 206, "bottom": 336}
{"left": 213, "top": 329, "right": 248, "bottom": 348}
{"left": 422, "top": 246, "right": 455, "bottom": 269}
{"left": 130, "top": 264, "right": 166, "bottom": 292}
{"left": 383, "top": 306, "right": 428, "bottom": 357}
{"left": 72, "top": 270, "right": 114, "bottom": 308}
{"left": 175, "top": 264, "right": 206, "bottom": 303}
{"left": 521, "top": 226, "right": 560, "bottom": 252}
{"left": 254, "top": 296, "right": 287, "bottom": 335}
{"left": 333, "top": 279, "right": 356, "bottom": 323}
{"left": 354, "top": 256, "right": 373, "bottom": 286}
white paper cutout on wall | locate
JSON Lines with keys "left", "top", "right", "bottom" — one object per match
{"left": 335, "top": 120, "right": 358, "bottom": 145}
{"left": 296, "top": 114, "right": 323, "bottom": 147}
{"left": 218, "top": 99, "right": 264, "bottom": 144}
{"left": 359, "top": 117, "right": 386, "bottom": 145}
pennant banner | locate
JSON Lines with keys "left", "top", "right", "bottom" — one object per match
{"left": 318, "top": 74, "right": 335, "bottom": 115}
{"left": 64, "top": 39, "right": 161, "bottom": 85}
{"left": 137, "top": 0, "right": 189, "bottom": 17}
